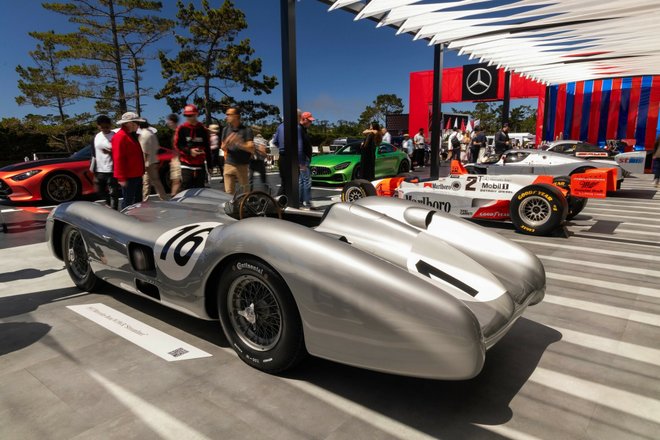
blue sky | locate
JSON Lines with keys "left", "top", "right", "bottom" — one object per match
{"left": 0, "top": 0, "right": 489, "bottom": 123}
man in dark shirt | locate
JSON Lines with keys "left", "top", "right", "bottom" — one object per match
{"left": 470, "top": 126, "right": 487, "bottom": 163}
{"left": 221, "top": 107, "right": 255, "bottom": 194}
{"left": 494, "top": 123, "right": 511, "bottom": 157}
{"left": 174, "top": 104, "right": 210, "bottom": 190}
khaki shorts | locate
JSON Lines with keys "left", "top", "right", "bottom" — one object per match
{"left": 170, "top": 155, "right": 182, "bottom": 181}
{"left": 223, "top": 163, "right": 249, "bottom": 194}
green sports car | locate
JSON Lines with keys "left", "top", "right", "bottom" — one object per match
{"left": 310, "top": 142, "right": 411, "bottom": 184}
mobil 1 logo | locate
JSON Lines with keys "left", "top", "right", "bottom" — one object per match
{"left": 154, "top": 222, "right": 221, "bottom": 280}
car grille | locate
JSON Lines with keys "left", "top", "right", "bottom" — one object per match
{"left": 0, "top": 179, "right": 11, "bottom": 196}
{"left": 311, "top": 166, "right": 333, "bottom": 176}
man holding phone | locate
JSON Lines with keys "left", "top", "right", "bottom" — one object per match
{"left": 173, "top": 104, "right": 210, "bottom": 190}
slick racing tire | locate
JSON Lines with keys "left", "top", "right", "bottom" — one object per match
{"left": 42, "top": 172, "right": 80, "bottom": 204}
{"left": 552, "top": 176, "right": 587, "bottom": 220}
{"left": 341, "top": 179, "right": 377, "bottom": 202}
{"left": 510, "top": 184, "right": 568, "bottom": 236}
{"left": 217, "top": 257, "right": 306, "bottom": 374}
{"left": 62, "top": 225, "right": 100, "bottom": 291}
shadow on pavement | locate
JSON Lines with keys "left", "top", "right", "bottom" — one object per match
{"left": 0, "top": 322, "right": 52, "bottom": 356}
{"left": 0, "top": 268, "right": 62, "bottom": 283}
{"left": 611, "top": 189, "right": 656, "bottom": 199}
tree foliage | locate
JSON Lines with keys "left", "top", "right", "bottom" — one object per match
{"left": 452, "top": 102, "right": 537, "bottom": 134}
{"left": 42, "top": 0, "right": 171, "bottom": 115}
{"left": 359, "top": 94, "right": 404, "bottom": 127}
{"left": 15, "top": 31, "right": 89, "bottom": 151}
{"left": 157, "top": 0, "right": 278, "bottom": 123}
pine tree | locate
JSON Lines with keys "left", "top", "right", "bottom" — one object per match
{"left": 157, "top": 0, "right": 278, "bottom": 123}
{"left": 16, "top": 31, "right": 86, "bottom": 151}
{"left": 358, "top": 94, "right": 404, "bottom": 127}
{"left": 42, "top": 0, "right": 171, "bottom": 115}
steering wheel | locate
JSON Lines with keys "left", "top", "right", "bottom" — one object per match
{"left": 238, "top": 191, "right": 282, "bottom": 220}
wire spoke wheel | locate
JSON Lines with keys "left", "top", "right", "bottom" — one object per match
{"left": 47, "top": 174, "right": 77, "bottom": 203}
{"left": 66, "top": 229, "right": 90, "bottom": 281}
{"left": 518, "top": 196, "right": 551, "bottom": 227}
{"left": 228, "top": 274, "right": 283, "bottom": 351}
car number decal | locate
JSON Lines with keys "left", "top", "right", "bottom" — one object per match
{"left": 154, "top": 222, "right": 220, "bottom": 280}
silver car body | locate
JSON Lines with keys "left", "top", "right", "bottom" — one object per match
{"left": 473, "top": 149, "right": 624, "bottom": 183}
{"left": 46, "top": 189, "right": 545, "bottom": 380}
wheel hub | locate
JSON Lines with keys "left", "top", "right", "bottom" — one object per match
{"left": 237, "top": 302, "right": 257, "bottom": 325}
{"left": 519, "top": 196, "right": 551, "bottom": 226}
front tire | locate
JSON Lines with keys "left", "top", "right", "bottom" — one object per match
{"left": 341, "top": 179, "right": 377, "bottom": 202}
{"left": 42, "top": 173, "right": 80, "bottom": 204}
{"left": 62, "top": 225, "right": 99, "bottom": 291}
{"left": 397, "top": 159, "right": 410, "bottom": 174}
{"left": 510, "top": 184, "right": 568, "bottom": 235}
{"left": 217, "top": 258, "right": 306, "bottom": 374}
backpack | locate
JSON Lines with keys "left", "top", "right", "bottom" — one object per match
{"left": 450, "top": 134, "right": 461, "bottom": 149}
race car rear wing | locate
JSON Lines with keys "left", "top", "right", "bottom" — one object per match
{"left": 569, "top": 168, "right": 617, "bottom": 198}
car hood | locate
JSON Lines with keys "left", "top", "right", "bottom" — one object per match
{"left": 311, "top": 154, "right": 359, "bottom": 167}
{"left": 0, "top": 157, "right": 87, "bottom": 173}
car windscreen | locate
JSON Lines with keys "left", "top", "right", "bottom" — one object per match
{"left": 71, "top": 145, "right": 92, "bottom": 160}
{"left": 335, "top": 143, "right": 362, "bottom": 155}
{"left": 503, "top": 151, "right": 530, "bottom": 164}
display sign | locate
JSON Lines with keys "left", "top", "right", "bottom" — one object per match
{"left": 462, "top": 63, "right": 499, "bottom": 101}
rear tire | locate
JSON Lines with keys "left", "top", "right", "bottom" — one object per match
{"left": 552, "top": 176, "right": 587, "bottom": 220}
{"left": 397, "top": 160, "right": 410, "bottom": 174}
{"left": 217, "top": 257, "right": 306, "bottom": 374}
{"left": 42, "top": 173, "right": 80, "bottom": 204}
{"left": 510, "top": 184, "right": 568, "bottom": 235}
{"left": 341, "top": 179, "right": 377, "bottom": 202}
{"left": 62, "top": 225, "right": 99, "bottom": 291}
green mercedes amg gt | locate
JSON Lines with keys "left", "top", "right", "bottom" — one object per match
{"left": 310, "top": 142, "right": 411, "bottom": 184}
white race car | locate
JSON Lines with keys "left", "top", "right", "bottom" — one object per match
{"left": 341, "top": 161, "right": 618, "bottom": 236}
{"left": 469, "top": 149, "right": 625, "bottom": 189}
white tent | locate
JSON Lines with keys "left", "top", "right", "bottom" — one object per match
{"left": 321, "top": 0, "right": 660, "bottom": 85}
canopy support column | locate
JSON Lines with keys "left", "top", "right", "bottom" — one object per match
{"left": 502, "top": 70, "right": 511, "bottom": 125}
{"left": 430, "top": 43, "right": 445, "bottom": 179}
{"left": 280, "top": 0, "right": 299, "bottom": 207}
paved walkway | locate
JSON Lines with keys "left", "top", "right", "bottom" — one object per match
{"left": 0, "top": 175, "right": 659, "bottom": 439}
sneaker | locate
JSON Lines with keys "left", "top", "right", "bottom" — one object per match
{"left": 299, "top": 205, "right": 311, "bottom": 211}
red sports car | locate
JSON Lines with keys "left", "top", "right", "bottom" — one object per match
{"left": 0, "top": 146, "right": 174, "bottom": 204}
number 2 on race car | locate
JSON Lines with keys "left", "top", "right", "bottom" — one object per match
{"left": 155, "top": 222, "right": 221, "bottom": 280}
{"left": 465, "top": 176, "right": 477, "bottom": 191}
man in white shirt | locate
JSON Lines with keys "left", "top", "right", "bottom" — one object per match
{"left": 413, "top": 128, "right": 426, "bottom": 167}
{"left": 93, "top": 115, "right": 119, "bottom": 210}
{"left": 401, "top": 133, "right": 414, "bottom": 171}
{"left": 138, "top": 121, "right": 168, "bottom": 201}
{"left": 381, "top": 127, "right": 392, "bottom": 144}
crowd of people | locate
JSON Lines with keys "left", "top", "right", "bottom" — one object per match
{"left": 92, "top": 104, "right": 318, "bottom": 211}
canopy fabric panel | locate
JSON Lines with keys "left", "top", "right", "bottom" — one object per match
{"left": 321, "top": 0, "right": 660, "bottom": 85}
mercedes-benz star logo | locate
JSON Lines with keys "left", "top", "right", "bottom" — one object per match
{"left": 466, "top": 68, "right": 493, "bottom": 96}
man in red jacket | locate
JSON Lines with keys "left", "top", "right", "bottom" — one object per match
{"left": 174, "top": 104, "right": 210, "bottom": 190}
{"left": 112, "top": 112, "right": 146, "bottom": 209}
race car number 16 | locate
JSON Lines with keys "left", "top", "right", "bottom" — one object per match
{"left": 154, "top": 222, "right": 221, "bottom": 280}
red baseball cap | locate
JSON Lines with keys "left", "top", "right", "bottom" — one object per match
{"left": 183, "top": 104, "right": 199, "bottom": 116}
{"left": 301, "top": 111, "right": 315, "bottom": 121}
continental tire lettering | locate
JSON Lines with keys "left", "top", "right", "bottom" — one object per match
{"left": 236, "top": 262, "right": 264, "bottom": 275}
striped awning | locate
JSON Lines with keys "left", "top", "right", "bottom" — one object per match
{"left": 321, "top": 0, "right": 660, "bottom": 85}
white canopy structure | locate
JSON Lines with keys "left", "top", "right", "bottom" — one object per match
{"left": 321, "top": 0, "right": 660, "bottom": 85}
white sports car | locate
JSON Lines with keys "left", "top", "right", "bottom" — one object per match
{"left": 468, "top": 149, "right": 624, "bottom": 189}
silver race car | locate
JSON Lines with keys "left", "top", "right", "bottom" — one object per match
{"left": 469, "top": 149, "right": 625, "bottom": 189}
{"left": 47, "top": 188, "right": 545, "bottom": 380}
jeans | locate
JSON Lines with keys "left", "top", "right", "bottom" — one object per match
{"left": 94, "top": 172, "right": 119, "bottom": 210}
{"left": 299, "top": 166, "right": 311, "bottom": 206}
{"left": 120, "top": 176, "right": 143, "bottom": 209}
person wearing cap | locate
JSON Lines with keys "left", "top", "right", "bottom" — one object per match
{"left": 221, "top": 107, "right": 255, "bottom": 194}
{"left": 174, "top": 104, "right": 210, "bottom": 190}
{"left": 112, "top": 112, "right": 146, "bottom": 209}
{"left": 494, "top": 123, "right": 511, "bottom": 157}
{"left": 138, "top": 121, "right": 168, "bottom": 201}
{"left": 401, "top": 133, "right": 414, "bottom": 171}
{"left": 165, "top": 114, "right": 182, "bottom": 196}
